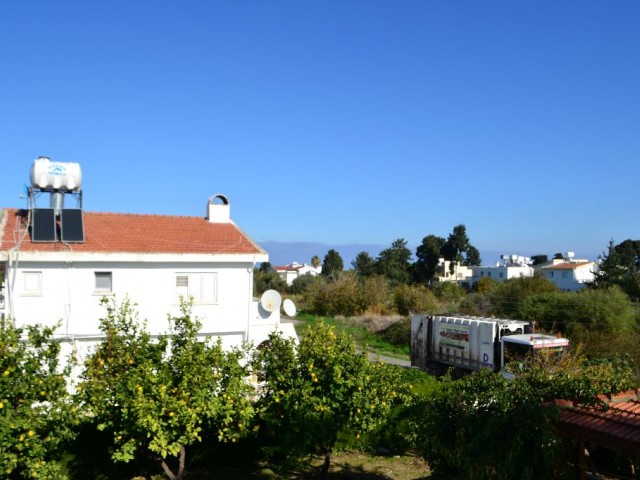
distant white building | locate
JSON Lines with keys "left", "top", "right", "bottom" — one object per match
{"left": 437, "top": 254, "right": 535, "bottom": 288}
{"left": 433, "top": 251, "right": 597, "bottom": 292}
{"left": 436, "top": 259, "right": 474, "bottom": 284}
{"left": 536, "top": 254, "right": 597, "bottom": 291}
{"left": 470, "top": 254, "right": 534, "bottom": 285}
{"left": 274, "top": 262, "right": 322, "bottom": 286}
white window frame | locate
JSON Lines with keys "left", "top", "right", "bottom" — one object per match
{"left": 22, "top": 271, "right": 42, "bottom": 296}
{"left": 94, "top": 272, "right": 113, "bottom": 294}
{"left": 176, "top": 272, "right": 218, "bottom": 304}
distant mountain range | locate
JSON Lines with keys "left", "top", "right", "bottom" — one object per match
{"left": 258, "top": 240, "right": 553, "bottom": 268}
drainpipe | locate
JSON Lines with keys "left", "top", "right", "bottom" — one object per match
{"left": 247, "top": 258, "right": 254, "bottom": 344}
{"left": 63, "top": 243, "right": 73, "bottom": 337}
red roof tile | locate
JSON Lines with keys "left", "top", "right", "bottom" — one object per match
{"left": 556, "top": 389, "right": 640, "bottom": 456}
{"left": 0, "top": 208, "right": 265, "bottom": 256}
{"left": 542, "top": 262, "right": 592, "bottom": 270}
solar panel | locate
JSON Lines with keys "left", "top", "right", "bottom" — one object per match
{"left": 60, "top": 209, "right": 85, "bottom": 243}
{"left": 31, "top": 208, "right": 57, "bottom": 242}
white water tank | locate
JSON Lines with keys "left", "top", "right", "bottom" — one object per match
{"left": 30, "top": 157, "right": 82, "bottom": 191}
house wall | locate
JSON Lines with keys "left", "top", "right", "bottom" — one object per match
{"left": 544, "top": 265, "right": 595, "bottom": 291}
{"left": 471, "top": 265, "right": 533, "bottom": 282}
{"left": 6, "top": 259, "right": 271, "bottom": 341}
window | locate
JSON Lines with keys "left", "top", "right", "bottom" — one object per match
{"left": 176, "top": 273, "right": 217, "bottom": 304}
{"left": 499, "top": 272, "right": 504, "bottom": 278}
{"left": 23, "top": 271, "right": 42, "bottom": 296}
{"left": 561, "top": 271, "right": 569, "bottom": 279}
{"left": 95, "top": 272, "right": 113, "bottom": 293}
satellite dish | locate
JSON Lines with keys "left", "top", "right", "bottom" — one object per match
{"left": 260, "top": 289, "right": 282, "bottom": 313}
{"left": 282, "top": 298, "right": 297, "bottom": 317}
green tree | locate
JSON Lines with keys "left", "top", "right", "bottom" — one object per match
{"left": 464, "top": 245, "right": 482, "bottom": 266}
{"left": 351, "top": 251, "right": 376, "bottom": 278}
{"left": 375, "top": 238, "right": 412, "bottom": 286}
{"left": 531, "top": 254, "right": 549, "bottom": 266}
{"left": 592, "top": 239, "right": 640, "bottom": 299}
{"left": 413, "top": 234, "right": 445, "bottom": 283}
{"left": 79, "top": 299, "right": 255, "bottom": 480}
{"left": 258, "top": 262, "right": 272, "bottom": 274}
{"left": 0, "top": 322, "right": 76, "bottom": 479}
{"left": 442, "top": 225, "right": 470, "bottom": 274}
{"left": 321, "top": 249, "right": 344, "bottom": 280}
{"left": 311, "top": 255, "right": 321, "bottom": 268}
{"left": 254, "top": 271, "right": 288, "bottom": 296}
{"left": 253, "top": 323, "right": 406, "bottom": 479}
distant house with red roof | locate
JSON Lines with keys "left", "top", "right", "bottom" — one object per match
{"left": 0, "top": 183, "right": 295, "bottom": 363}
{"left": 273, "top": 262, "right": 322, "bottom": 285}
{"left": 537, "top": 256, "right": 598, "bottom": 291}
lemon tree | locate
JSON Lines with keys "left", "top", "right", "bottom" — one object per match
{"left": 253, "top": 322, "right": 407, "bottom": 479}
{"left": 0, "top": 322, "right": 76, "bottom": 479}
{"left": 78, "top": 299, "right": 255, "bottom": 480}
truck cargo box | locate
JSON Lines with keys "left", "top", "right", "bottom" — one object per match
{"left": 411, "top": 314, "right": 530, "bottom": 375}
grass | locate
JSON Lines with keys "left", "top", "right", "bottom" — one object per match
{"left": 292, "top": 312, "right": 410, "bottom": 359}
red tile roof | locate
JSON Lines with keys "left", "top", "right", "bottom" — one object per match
{"left": 556, "top": 389, "right": 640, "bottom": 456}
{"left": 542, "top": 262, "right": 592, "bottom": 270}
{"left": 0, "top": 208, "right": 265, "bottom": 256}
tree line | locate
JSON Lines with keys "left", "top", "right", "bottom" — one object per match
{"left": 258, "top": 226, "right": 640, "bottom": 302}
{"left": 254, "top": 233, "right": 640, "bottom": 375}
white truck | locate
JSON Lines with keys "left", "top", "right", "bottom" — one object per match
{"left": 410, "top": 314, "right": 569, "bottom": 377}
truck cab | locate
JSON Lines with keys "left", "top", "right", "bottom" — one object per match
{"left": 501, "top": 333, "right": 569, "bottom": 368}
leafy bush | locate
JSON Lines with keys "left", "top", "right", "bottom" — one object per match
{"left": 520, "top": 286, "right": 637, "bottom": 335}
{"left": 430, "top": 282, "right": 466, "bottom": 303}
{"left": 414, "top": 358, "right": 633, "bottom": 480}
{"left": 393, "top": 284, "right": 439, "bottom": 316}
{"left": 378, "top": 318, "right": 410, "bottom": 348}
{"left": 290, "top": 273, "right": 324, "bottom": 295}
{"left": 490, "top": 275, "right": 557, "bottom": 318}
{"left": 458, "top": 291, "right": 493, "bottom": 316}
{"left": 360, "top": 275, "right": 393, "bottom": 315}
{"left": 303, "top": 272, "right": 391, "bottom": 317}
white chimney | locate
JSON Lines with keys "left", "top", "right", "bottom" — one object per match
{"left": 206, "top": 194, "right": 230, "bottom": 223}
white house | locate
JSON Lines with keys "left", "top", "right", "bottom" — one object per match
{"left": 0, "top": 162, "right": 296, "bottom": 367}
{"left": 470, "top": 255, "right": 534, "bottom": 285}
{"left": 435, "top": 259, "right": 474, "bottom": 284}
{"left": 538, "top": 260, "right": 597, "bottom": 291}
{"left": 437, "top": 255, "right": 534, "bottom": 288}
{"left": 274, "top": 262, "right": 322, "bottom": 286}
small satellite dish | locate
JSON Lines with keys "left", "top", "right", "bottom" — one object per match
{"left": 282, "top": 298, "right": 297, "bottom": 317}
{"left": 260, "top": 289, "right": 282, "bottom": 313}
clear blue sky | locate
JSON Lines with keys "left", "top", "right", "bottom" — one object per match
{"left": 1, "top": 1, "right": 638, "bottom": 261}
